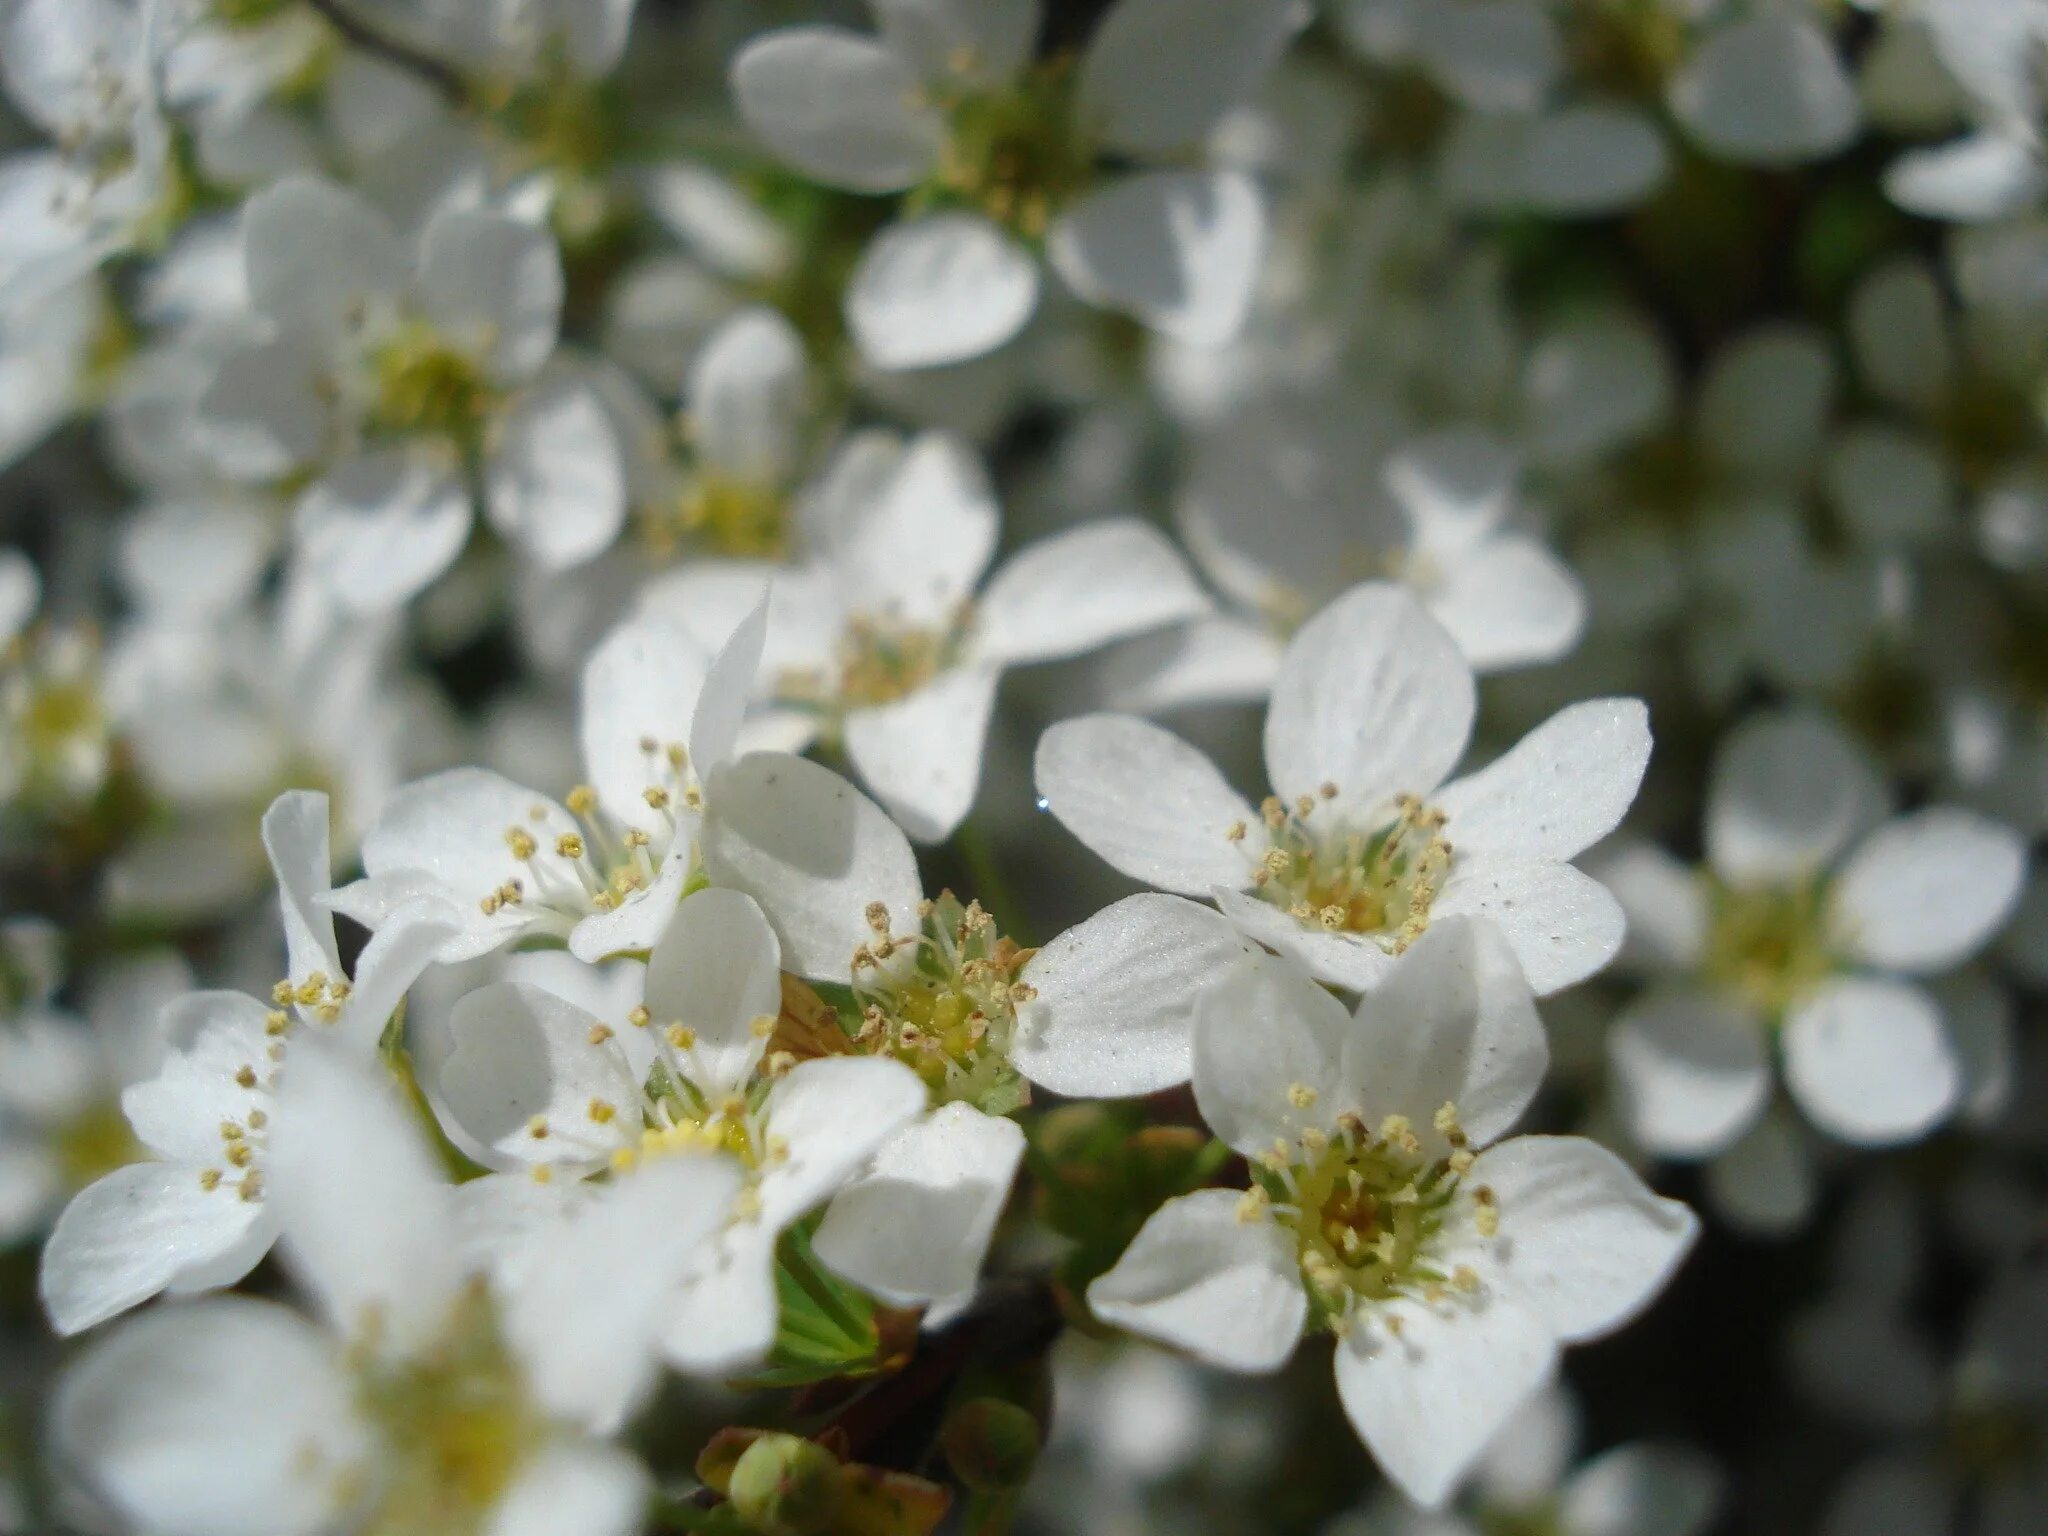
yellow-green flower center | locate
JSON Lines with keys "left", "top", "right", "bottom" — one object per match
{"left": 369, "top": 324, "right": 492, "bottom": 444}
{"left": 1250, "top": 790, "right": 1451, "bottom": 947}
{"left": 54, "top": 1099, "right": 142, "bottom": 1189}
{"left": 645, "top": 474, "right": 792, "bottom": 560}
{"left": 1702, "top": 875, "right": 1836, "bottom": 1018}
{"left": 914, "top": 57, "right": 1096, "bottom": 241}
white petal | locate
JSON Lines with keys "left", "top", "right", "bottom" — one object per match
{"left": 975, "top": 519, "right": 1208, "bottom": 665}
{"left": 242, "top": 176, "right": 402, "bottom": 345}
{"left": 1264, "top": 583, "right": 1474, "bottom": 812}
{"left": 484, "top": 374, "right": 627, "bottom": 571}
{"left": 1086, "top": 1189, "right": 1307, "bottom": 1371}
{"left": 1191, "top": 946, "right": 1353, "bottom": 1156}
{"left": 843, "top": 665, "right": 1000, "bottom": 842}
{"left": 418, "top": 208, "right": 563, "bottom": 383}
{"left": 1432, "top": 859, "right": 1627, "bottom": 997}
{"left": 827, "top": 429, "right": 998, "bottom": 624}
{"left": 1076, "top": 0, "right": 1308, "bottom": 156}
{"left": 701, "top": 752, "right": 923, "bottom": 980}
{"left": 1561, "top": 1443, "right": 1723, "bottom": 1536}
{"left": 1033, "top": 713, "right": 1256, "bottom": 895}
{"left": 1782, "top": 977, "right": 1960, "bottom": 1146}
{"left": 643, "top": 888, "right": 783, "bottom": 1100}
{"left": 260, "top": 790, "right": 341, "bottom": 986}
{"left": 1669, "top": 15, "right": 1860, "bottom": 166}
{"left": 54, "top": 1299, "right": 361, "bottom": 1536}
{"left": 1342, "top": 917, "right": 1547, "bottom": 1152}
{"left": 39, "top": 1163, "right": 266, "bottom": 1335}
{"left": 485, "top": 1441, "right": 648, "bottom": 1536}
{"left": 577, "top": 610, "right": 711, "bottom": 836}
{"left": 1436, "top": 699, "right": 1649, "bottom": 864}
{"left": 691, "top": 591, "right": 772, "bottom": 778}
{"left": 1087, "top": 614, "right": 1284, "bottom": 713}
{"left": 1411, "top": 1, "right": 1562, "bottom": 112}
{"left": 267, "top": 1039, "right": 461, "bottom": 1350}
{"left": 871, "top": 0, "right": 1041, "bottom": 85}
{"left": 1212, "top": 886, "right": 1401, "bottom": 991}
{"left": 358, "top": 767, "right": 559, "bottom": 954}
{"left": 1521, "top": 312, "right": 1672, "bottom": 467}
{"left": 1704, "top": 708, "right": 1886, "bottom": 887}
{"left": 847, "top": 214, "right": 1040, "bottom": 369}
{"left": 196, "top": 336, "right": 327, "bottom": 480}
{"left": 1824, "top": 424, "right": 1953, "bottom": 546}
{"left": 1833, "top": 808, "right": 2027, "bottom": 973}
{"left": 812, "top": 1104, "right": 1025, "bottom": 1310}
{"left": 296, "top": 450, "right": 472, "bottom": 612}
{"left": 566, "top": 846, "right": 694, "bottom": 964}
{"left": 1014, "top": 892, "right": 1260, "bottom": 1097}
{"left": 1462, "top": 1136, "right": 1697, "bottom": 1343}
{"left": 0, "top": 546, "right": 37, "bottom": 646}
{"left": 755, "top": 1055, "right": 929, "bottom": 1227}
{"left": 664, "top": 1222, "right": 781, "bottom": 1375}
{"left": 1520, "top": 104, "right": 1667, "bottom": 215}
{"left": 1333, "top": 1292, "right": 1559, "bottom": 1510}
{"left": 1049, "top": 170, "right": 1264, "bottom": 346}
{"left": 1425, "top": 534, "right": 1587, "bottom": 673}
{"left": 438, "top": 981, "right": 639, "bottom": 1171}
{"left": 1696, "top": 323, "right": 1836, "bottom": 478}
{"left": 687, "top": 305, "right": 808, "bottom": 481}
{"left": 731, "top": 27, "right": 944, "bottom": 193}
{"left": 1608, "top": 989, "right": 1769, "bottom": 1160}
{"left": 1846, "top": 257, "right": 1951, "bottom": 412}
{"left": 1703, "top": 1108, "right": 1814, "bottom": 1238}
{"left": 1886, "top": 132, "right": 2048, "bottom": 224}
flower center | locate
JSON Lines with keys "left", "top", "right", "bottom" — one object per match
{"left": 369, "top": 323, "right": 492, "bottom": 444}
{"left": 352, "top": 1285, "right": 544, "bottom": 1536}
{"left": 646, "top": 474, "right": 792, "bottom": 560}
{"left": 1248, "top": 1101, "right": 1492, "bottom": 1332}
{"left": 849, "top": 893, "right": 1033, "bottom": 1114}
{"left": 1702, "top": 876, "right": 1835, "bottom": 1018}
{"left": 489, "top": 766, "right": 697, "bottom": 927}
{"left": 53, "top": 1099, "right": 141, "bottom": 1189}
{"left": 1245, "top": 789, "right": 1450, "bottom": 948}
{"left": 915, "top": 56, "right": 1095, "bottom": 240}
{"left": 782, "top": 609, "right": 973, "bottom": 712}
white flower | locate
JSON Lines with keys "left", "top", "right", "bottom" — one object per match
{"left": 1878, "top": 0, "right": 2048, "bottom": 222}
{"left": 330, "top": 600, "right": 768, "bottom": 964}
{"left": 1668, "top": 10, "right": 1861, "bottom": 167}
{"left": 197, "top": 176, "right": 624, "bottom": 610}
{"left": 37, "top": 791, "right": 453, "bottom": 1335}
{"left": 1105, "top": 415, "right": 1584, "bottom": 711}
{"left": 649, "top": 431, "right": 1208, "bottom": 841}
{"left": 1040, "top": 582, "right": 1647, "bottom": 996}
{"left": 1602, "top": 708, "right": 2029, "bottom": 1232}
{"left": 53, "top": 1034, "right": 737, "bottom": 1536}
{"left": 435, "top": 884, "right": 926, "bottom": 1375}
{"left": 1087, "top": 919, "right": 1697, "bottom": 1507}
{"left": 731, "top": 0, "right": 1309, "bottom": 367}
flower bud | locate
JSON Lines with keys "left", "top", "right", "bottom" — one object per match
{"left": 728, "top": 1432, "right": 843, "bottom": 1536}
{"left": 941, "top": 1397, "right": 1041, "bottom": 1494}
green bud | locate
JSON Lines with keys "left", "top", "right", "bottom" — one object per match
{"left": 941, "top": 1398, "right": 1041, "bottom": 1494}
{"left": 728, "top": 1432, "right": 843, "bottom": 1536}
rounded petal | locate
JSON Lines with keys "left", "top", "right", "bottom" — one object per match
{"left": 1033, "top": 713, "right": 1257, "bottom": 896}
{"left": 1076, "top": 0, "right": 1309, "bottom": 156}
{"left": 439, "top": 981, "right": 639, "bottom": 1170}
{"left": 485, "top": 1441, "right": 648, "bottom": 1536}
{"left": 1264, "top": 583, "right": 1475, "bottom": 813}
{"left": 196, "top": 336, "right": 327, "bottom": 480}
{"left": 812, "top": 1103, "right": 1025, "bottom": 1310}
{"left": 643, "top": 887, "right": 783, "bottom": 1099}
{"left": 1669, "top": 15, "right": 1860, "bottom": 166}
{"left": 730, "top": 27, "right": 943, "bottom": 193}
{"left": 1562, "top": 1443, "right": 1723, "bottom": 1536}
{"left": 1435, "top": 699, "right": 1649, "bottom": 864}
{"left": 1013, "top": 893, "right": 1260, "bottom": 1097}
{"left": 686, "top": 306, "right": 808, "bottom": 482}
{"left": 1333, "top": 1291, "right": 1559, "bottom": 1510}
{"left": 975, "top": 519, "right": 1208, "bottom": 666}
{"left": 1212, "top": 885, "right": 1399, "bottom": 992}
{"left": 825, "top": 429, "right": 999, "bottom": 624}
{"left": 663, "top": 1222, "right": 780, "bottom": 1375}
{"left": 871, "top": 0, "right": 1041, "bottom": 85}
{"left": 1462, "top": 1135, "right": 1698, "bottom": 1343}
{"left": 1696, "top": 323, "right": 1835, "bottom": 478}
{"left": 755, "top": 1055, "right": 929, "bottom": 1227}
{"left": 843, "top": 665, "right": 1000, "bottom": 843}
{"left": 1049, "top": 170, "right": 1264, "bottom": 346}
{"left": 1704, "top": 708, "right": 1887, "bottom": 887}
{"left": 1191, "top": 945, "right": 1354, "bottom": 1157}
{"left": 40, "top": 1163, "right": 267, "bottom": 1335}
{"left": 1703, "top": 1109, "right": 1814, "bottom": 1238}
{"left": 1609, "top": 989, "right": 1769, "bottom": 1160}
{"left": 1086, "top": 1189, "right": 1308, "bottom": 1372}
{"left": 1833, "top": 809, "right": 2027, "bottom": 973}
{"left": 1782, "top": 977, "right": 1960, "bottom": 1147}
{"left": 1342, "top": 916, "right": 1548, "bottom": 1152}
{"left": 847, "top": 214, "right": 1040, "bottom": 370}
{"left": 242, "top": 176, "right": 401, "bottom": 345}
{"left": 296, "top": 450, "right": 472, "bottom": 612}
{"left": 701, "top": 752, "right": 922, "bottom": 980}
{"left": 1431, "top": 860, "right": 1627, "bottom": 997}
{"left": 1425, "top": 534, "right": 1587, "bottom": 674}
{"left": 484, "top": 374, "right": 627, "bottom": 571}
{"left": 418, "top": 208, "right": 564, "bottom": 383}
{"left": 54, "top": 1299, "right": 362, "bottom": 1536}
{"left": 261, "top": 789, "right": 341, "bottom": 988}
{"left": 1819, "top": 1457, "right": 1955, "bottom": 1536}
{"left": 578, "top": 611, "right": 712, "bottom": 836}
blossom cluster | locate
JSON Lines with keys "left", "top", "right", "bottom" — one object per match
{"left": 0, "top": 2, "right": 2042, "bottom": 1534}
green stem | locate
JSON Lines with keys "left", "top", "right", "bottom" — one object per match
{"left": 782, "top": 1223, "right": 873, "bottom": 1344}
{"left": 954, "top": 821, "right": 1032, "bottom": 947}
{"left": 963, "top": 1489, "right": 1021, "bottom": 1535}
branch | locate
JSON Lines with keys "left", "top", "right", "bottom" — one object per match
{"left": 305, "top": 0, "right": 470, "bottom": 106}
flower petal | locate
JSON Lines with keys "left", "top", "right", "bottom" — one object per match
{"left": 418, "top": 207, "right": 563, "bottom": 384}
{"left": 643, "top": 888, "right": 783, "bottom": 1100}
{"left": 1561, "top": 1443, "right": 1724, "bottom": 1536}
{"left": 1191, "top": 946, "right": 1353, "bottom": 1156}
{"left": 686, "top": 305, "right": 808, "bottom": 482}
{"left": 1086, "top": 1189, "right": 1308, "bottom": 1371}
{"left": 1424, "top": 534, "right": 1587, "bottom": 674}
{"left": 1669, "top": 14, "right": 1859, "bottom": 167}
{"left": 439, "top": 981, "right": 639, "bottom": 1171}
{"left": 755, "top": 1055, "right": 929, "bottom": 1227}
{"left": 1609, "top": 989, "right": 1770, "bottom": 1160}
{"left": 484, "top": 372, "right": 627, "bottom": 572}
{"left": 730, "top": 27, "right": 943, "bottom": 193}
{"left": 1704, "top": 707, "right": 1887, "bottom": 887}
{"left": 1076, "top": 0, "right": 1309, "bottom": 156}
{"left": 1014, "top": 893, "right": 1259, "bottom": 1097}
{"left": 296, "top": 449, "right": 472, "bottom": 612}
{"left": 1049, "top": 170, "right": 1264, "bottom": 346}
{"left": 826, "top": 429, "right": 999, "bottom": 624}
{"left": 485, "top": 1440, "right": 649, "bottom": 1536}
{"left": 976, "top": 519, "right": 1209, "bottom": 666}
{"left": 1833, "top": 808, "right": 2027, "bottom": 974}
{"left": 1431, "top": 859, "right": 1626, "bottom": 997}
{"left": 843, "top": 665, "right": 1001, "bottom": 843}
{"left": 1034, "top": 713, "right": 1257, "bottom": 895}
{"left": 1782, "top": 977, "right": 1960, "bottom": 1146}
{"left": 578, "top": 611, "right": 712, "bottom": 837}
{"left": 847, "top": 213, "right": 1040, "bottom": 369}
{"left": 242, "top": 175, "right": 402, "bottom": 345}
{"left": 1703, "top": 1108, "right": 1814, "bottom": 1238}
{"left": 1436, "top": 699, "right": 1649, "bottom": 864}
